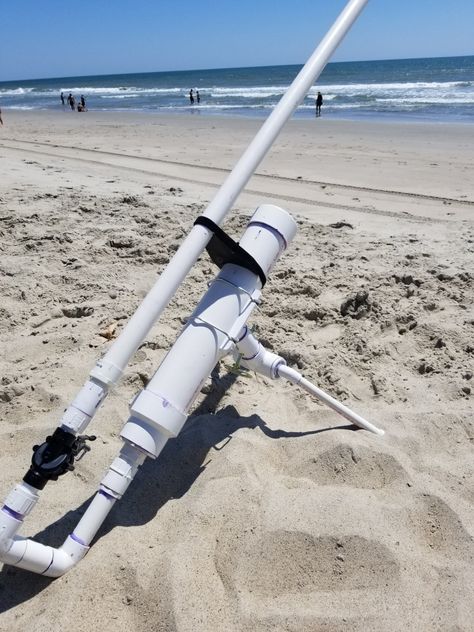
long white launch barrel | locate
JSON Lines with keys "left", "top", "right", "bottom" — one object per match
{"left": 93, "top": 0, "right": 371, "bottom": 384}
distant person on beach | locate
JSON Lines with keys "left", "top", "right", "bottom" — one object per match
{"left": 60, "top": 92, "right": 65, "bottom": 107}
{"left": 315, "top": 91, "right": 323, "bottom": 117}
{"left": 0, "top": 108, "right": 3, "bottom": 126}
{"left": 80, "top": 95, "right": 86, "bottom": 110}
{"left": 189, "top": 89, "right": 194, "bottom": 105}
{"left": 69, "top": 94, "right": 75, "bottom": 111}
{"left": 196, "top": 90, "right": 200, "bottom": 104}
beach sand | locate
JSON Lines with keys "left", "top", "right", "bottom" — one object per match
{"left": 0, "top": 110, "right": 473, "bottom": 631}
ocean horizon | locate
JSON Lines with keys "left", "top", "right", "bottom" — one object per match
{"left": 1, "top": 55, "right": 473, "bottom": 123}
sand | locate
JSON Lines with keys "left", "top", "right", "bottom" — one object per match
{"left": 0, "top": 110, "right": 473, "bottom": 631}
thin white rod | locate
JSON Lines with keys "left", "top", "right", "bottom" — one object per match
{"left": 101, "top": 0, "right": 370, "bottom": 375}
{"left": 278, "top": 364, "right": 384, "bottom": 436}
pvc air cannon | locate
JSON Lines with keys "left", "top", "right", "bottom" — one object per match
{"left": 0, "top": 0, "right": 377, "bottom": 577}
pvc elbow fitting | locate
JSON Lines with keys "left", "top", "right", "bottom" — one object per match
{"left": 43, "top": 536, "right": 89, "bottom": 577}
{"left": 2, "top": 535, "right": 88, "bottom": 577}
{"left": 236, "top": 327, "right": 286, "bottom": 379}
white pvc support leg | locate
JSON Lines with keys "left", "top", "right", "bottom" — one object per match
{"left": 234, "top": 328, "right": 383, "bottom": 435}
{"left": 277, "top": 365, "right": 384, "bottom": 436}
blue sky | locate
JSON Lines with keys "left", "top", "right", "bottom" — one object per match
{"left": 1, "top": 0, "right": 473, "bottom": 81}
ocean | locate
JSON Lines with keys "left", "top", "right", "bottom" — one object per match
{"left": 1, "top": 56, "right": 473, "bottom": 123}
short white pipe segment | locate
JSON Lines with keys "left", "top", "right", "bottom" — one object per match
{"left": 277, "top": 364, "right": 384, "bottom": 435}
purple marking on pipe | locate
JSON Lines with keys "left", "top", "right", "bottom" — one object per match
{"left": 242, "top": 351, "right": 259, "bottom": 361}
{"left": 236, "top": 326, "right": 248, "bottom": 343}
{"left": 99, "top": 489, "right": 116, "bottom": 501}
{"left": 248, "top": 220, "right": 288, "bottom": 249}
{"left": 70, "top": 532, "right": 87, "bottom": 546}
{"left": 2, "top": 505, "right": 24, "bottom": 521}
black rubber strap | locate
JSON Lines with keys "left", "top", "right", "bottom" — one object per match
{"left": 194, "top": 216, "right": 267, "bottom": 286}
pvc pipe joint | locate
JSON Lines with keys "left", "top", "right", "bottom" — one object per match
{"left": 0, "top": 482, "right": 40, "bottom": 556}
{"left": 120, "top": 416, "right": 168, "bottom": 459}
{"left": 100, "top": 445, "right": 147, "bottom": 499}
{"left": 59, "top": 379, "right": 107, "bottom": 434}
{"left": 3, "top": 482, "right": 39, "bottom": 517}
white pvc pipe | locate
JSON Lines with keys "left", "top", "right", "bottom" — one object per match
{"left": 71, "top": 491, "right": 116, "bottom": 545}
{"left": 96, "top": 0, "right": 370, "bottom": 379}
{"left": 277, "top": 364, "right": 384, "bottom": 435}
{"left": 0, "top": 444, "right": 145, "bottom": 577}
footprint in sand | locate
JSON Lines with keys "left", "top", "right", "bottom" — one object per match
{"left": 408, "top": 493, "right": 473, "bottom": 558}
{"left": 215, "top": 530, "right": 399, "bottom": 597}
{"left": 291, "top": 443, "right": 407, "bottom": 489}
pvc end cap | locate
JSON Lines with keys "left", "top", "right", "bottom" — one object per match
{"left": 249, "top": 205, "right": 298, "bottom": 249}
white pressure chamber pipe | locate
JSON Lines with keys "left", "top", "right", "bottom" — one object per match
{"left": 122, "top": 205, "right": 297, "bottom": 457}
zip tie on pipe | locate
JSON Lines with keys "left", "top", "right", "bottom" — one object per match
{"left": 277, "top": 364, "right": 384, "bottom": 436}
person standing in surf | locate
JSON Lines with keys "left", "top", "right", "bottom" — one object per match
{"left": 315, "top": 91, "right": 323, "bottom": 117}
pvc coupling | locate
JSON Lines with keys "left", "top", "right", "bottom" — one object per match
{"left": 59, "top": 379, "right": 107, "bottom": 434}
